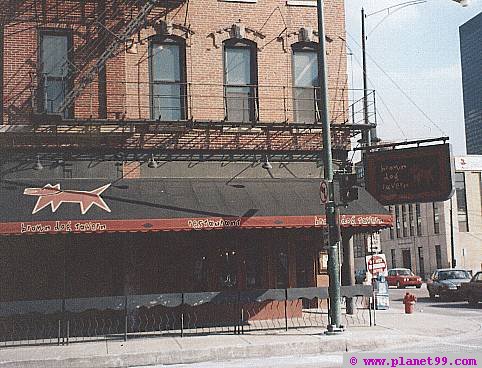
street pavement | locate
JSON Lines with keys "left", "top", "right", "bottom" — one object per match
{"left": 0, "top": 284, "right": 480, "bottom": 368}
{"left": 135, "top": 285, "right": 482, "bottom": 368}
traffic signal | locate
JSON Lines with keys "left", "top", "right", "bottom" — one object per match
{"left": 339, "top": 173, "right": 359, "bottom": 204}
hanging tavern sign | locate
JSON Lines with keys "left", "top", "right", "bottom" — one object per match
{"left": 365, "top": 143, "right": 454, "bottom": 205}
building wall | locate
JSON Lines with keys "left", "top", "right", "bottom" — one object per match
{"left": 457, "top": 168, "right": 482, "bottom": 270}
{"left": 460, "top": 12, "right": 482, "bottom": 155}
{"left": 2, "top": 0, "right": 348, "bottom": 126}
{"left": 375, "top": 165, "right": 482, "bottom": 279}
{"left": 0, "top": 0, "right": 355, "bottom": 303}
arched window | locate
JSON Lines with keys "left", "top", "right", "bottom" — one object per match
{"left": 292, "top": 42, "right": 318, "bottom": 123}
{"left": 149, "top": 36, "right": 186, "bottom": 121}
{"left": 39, "top": 30, "right": 73, "bottom": 118}
{"left": 223, "top": 39, "right": 258, "bottom": 123}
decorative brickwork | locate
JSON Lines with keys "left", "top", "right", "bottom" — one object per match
{"left": 1, "top": 0, "right": 350, "bottom": 151}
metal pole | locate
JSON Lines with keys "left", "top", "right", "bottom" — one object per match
{"left": 317, "top": 0, "right": 342, "bottom": 332}
{"left": 450, "top": 199, "right": 456, "bottom": 267}
{"left": 284, "top": 289, "right": 288, "bottom": 332}
{"left": 62, "top": 237, "right": 67, "bottom": 345}
{"left": 361, "top": 8, "right": 372, "bottom": 147}
{"left": 342, "top": 232, "right": 355, "bottom": 315}
{"left": 0, "top": 23, "right": 3, "bottom": 124}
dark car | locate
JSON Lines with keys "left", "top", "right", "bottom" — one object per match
{"left": 427, "top": 269, "right": 472, "bottom": 300}
{"left": 386, "top": 268, "right": 422, "bottom": 288}
{"left": 460, "top": 271, "right": 482, "bottom": 305}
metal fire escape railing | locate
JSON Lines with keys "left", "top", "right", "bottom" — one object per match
{"left": 0, "top": 84, "right": 377, "bottom": 155}
{"left": 57, "top": 0, "right": 161, "bottom": 114}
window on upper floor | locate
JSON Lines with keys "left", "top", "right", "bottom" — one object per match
{"left": 292, "top": 42, "right": 318, "bottom": 124}
{"left": 415, "top": 203, "right": 422, "bottom": 236}
{"left": 408, "top": 204, "right": 415, "bottom": 236}
{"left": 433, "top": 202, "right": 440, "bottom": 234}
{"left": 401, "top": 204, "right": 408, "bottom": 237}
{"left": 390, "top": 249, "right": 397, "bottom": 269}
{"left": 286, "top": 0, "right": 317, "bottom": 6}
{"left": 149, "top": 36, "right": 186, "bottom": 121}
{"left": 455, "top": 172, "right": 469, "bottom": 232}
{"left": 223, "top": 39, "right": 258, "bottom": 123}
{"left": 219, "top": 0, "right": 257, "bottom": 3}
{"left": 395, "top": 205, "right": 401, "bottom": 238}
{"left": 39, "top": 31, "right": 71, "bottom": 118}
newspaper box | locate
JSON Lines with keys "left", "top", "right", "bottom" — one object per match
{"left": 373, "top": 275, "right": 389, "bottom": 310}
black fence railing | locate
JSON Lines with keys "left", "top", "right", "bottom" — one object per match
{"left": 0, "top": 285, "right": 374, "bottom": 347}
{"left": 27, "top": 82, "right": 376, "bottom": 127}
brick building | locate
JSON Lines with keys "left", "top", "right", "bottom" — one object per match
{"left": 0, "top": 0, "right": 391, "bottom": 317}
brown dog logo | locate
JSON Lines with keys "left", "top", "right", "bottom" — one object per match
{"left": 24, "top": 184, "right": 111, "bottom": 214}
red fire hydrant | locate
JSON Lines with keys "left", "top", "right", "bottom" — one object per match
{"left": 403, "top": 292, "right": 417, "bottom": 314}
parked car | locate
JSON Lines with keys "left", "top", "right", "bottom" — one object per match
{"left": 386, "top": 268, "right": 422, "bottom": 288}
{"left": 426, "top": 269, "right": 472, "bottom": 300}
{"left": 460, "top": 271, "right": 482, "bottom": 306}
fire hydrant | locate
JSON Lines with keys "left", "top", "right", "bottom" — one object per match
{"left": 403, "top": 292, "right": 417, "bottom": 314}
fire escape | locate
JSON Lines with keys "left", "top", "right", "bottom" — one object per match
{"left": 57, "top": 0, "right": 164, "bottom": 114}
{"left": 0, "top": 0, "right": 377, "bottom": 163}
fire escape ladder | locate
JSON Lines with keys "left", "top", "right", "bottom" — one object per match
{"left": 57, "top": 0, "right": 160, "bottom": 114}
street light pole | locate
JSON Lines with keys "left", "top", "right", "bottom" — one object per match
{"left": 361, "top": 7, "right": 371, "bottom": 147}
{"left": 316, "top": 0, "right": 342, "bottom": 332}
{"left": 360, "top": 0, "right": 467, "bottom": 272}
{"left": 449, "top": 199, "right": 456, "bottom": 267}
{"left": 361, "top": 1, "right": 427, "bottom": 145}
{"left": 360, "top": 0, "right": 468, "bottom": 146}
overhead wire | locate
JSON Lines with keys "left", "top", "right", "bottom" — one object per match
{"left": 346, "top": 30, "right": 447, "bottom": 137}
{"left": 343, "top": 34, "right": 408, "bottom": 140}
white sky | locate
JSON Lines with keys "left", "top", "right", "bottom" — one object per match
{"left": 344, "top": 0, "right": 482, "bottom": 155}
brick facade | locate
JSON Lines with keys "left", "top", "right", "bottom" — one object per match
{"left": 1, "top": 0, "right": 349, "bottom": 153}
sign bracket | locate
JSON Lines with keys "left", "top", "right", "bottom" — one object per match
{"left": 353, "top": 136, "right": 449, "bottom": 152}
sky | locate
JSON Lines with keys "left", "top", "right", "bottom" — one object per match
{"left": 344, "top": 0, "right": 482, "bottom": 155}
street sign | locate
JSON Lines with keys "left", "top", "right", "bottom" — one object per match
{"left": 366, "top": 254, "right": 387, "bottom": 277}
{"left": 320, "top": 180, "right": 329, "bottom": 204}
{"left": 366, "top": 232, "right": 381, "bottom": 253}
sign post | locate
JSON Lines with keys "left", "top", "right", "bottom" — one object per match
{"left": 366, "top": 232, "right": 381, "bottom": 254}
{"left": 316, "top": 0, "right": 342, "bottom": 334}
{"left": 365, "top": 253, "right": 388, "bottom": 278}
{"left": 366, "top": 253, "right": 389, "bottom": 310}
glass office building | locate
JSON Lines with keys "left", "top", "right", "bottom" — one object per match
{"left": 460, "top": 13, "right": 482, "bottom": 154}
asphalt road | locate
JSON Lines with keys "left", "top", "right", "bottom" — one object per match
{"left": 379, "top": 284, "right": 482, "bottom": 353}
{"left": 388, "top": 283, "right": 482, "bottom": 318}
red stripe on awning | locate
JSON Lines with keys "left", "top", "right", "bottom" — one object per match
{"left": 0, "top": 214, "right": 393, "bottom": 236}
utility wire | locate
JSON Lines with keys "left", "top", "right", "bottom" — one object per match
{"left": 346, "top": 31, "right": 447, "bottom": 137}
{"left": 344, "top": 36, "right": 408, "bottom": 140}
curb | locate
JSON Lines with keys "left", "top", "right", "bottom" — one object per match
{"left": 0, "top": 333, "right": 427, "bottom": 368}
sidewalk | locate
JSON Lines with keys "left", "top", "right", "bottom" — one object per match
{"left": 0, "top": 305, "right": 477, "bottom": 368}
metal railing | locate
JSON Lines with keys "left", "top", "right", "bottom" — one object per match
{"left": 30, "top": 82, "right": 376, "bottom": 127}
{"left": 0, "top": 285, "right": 374, "bottom": 347}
